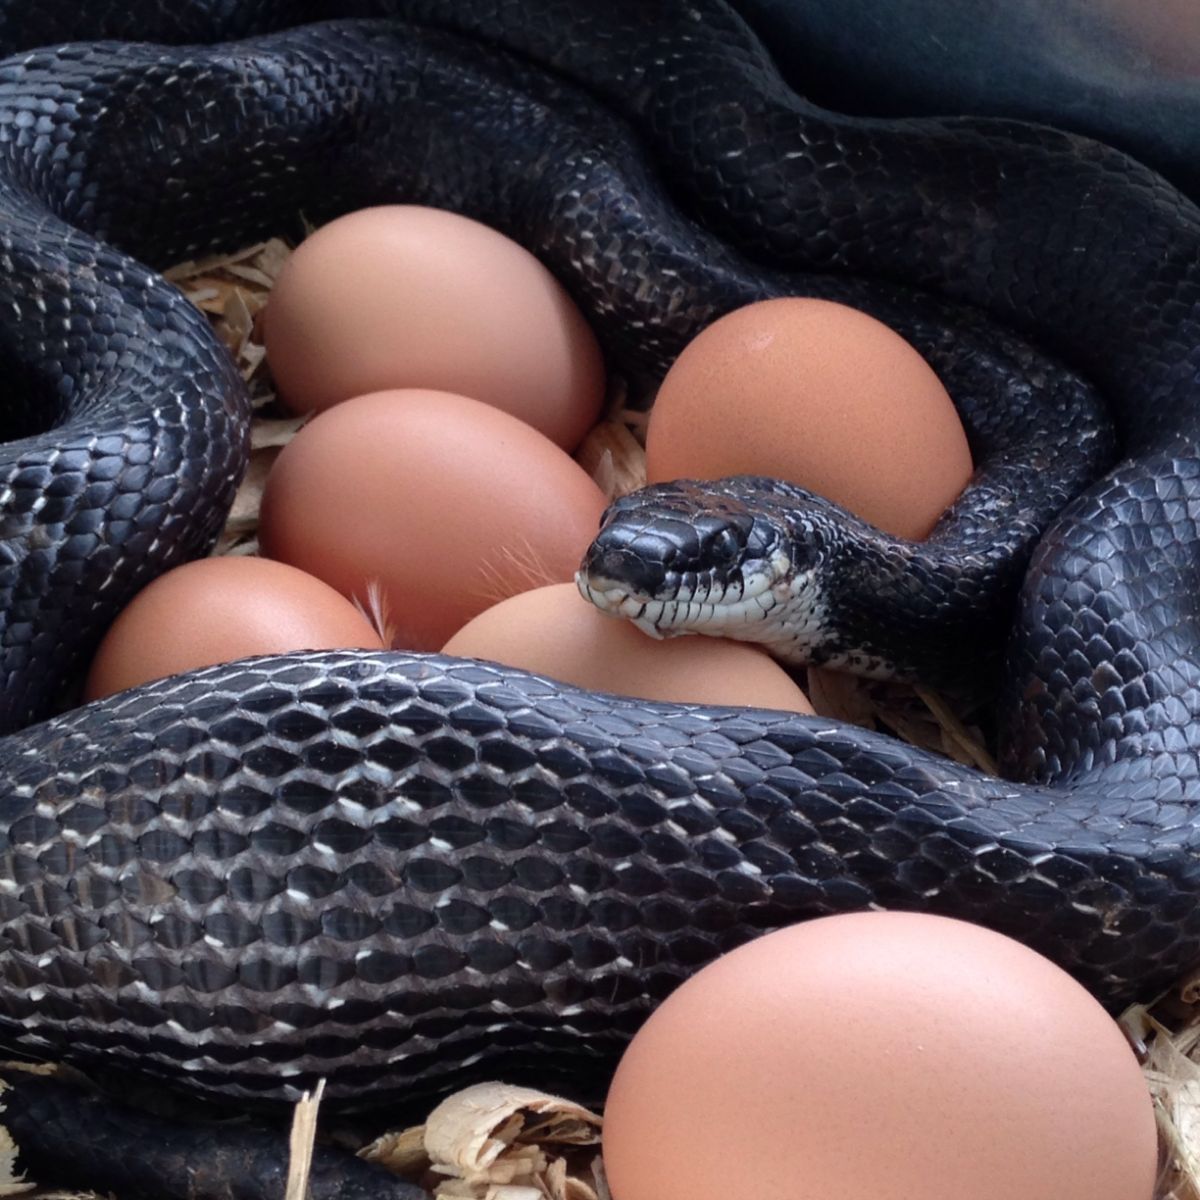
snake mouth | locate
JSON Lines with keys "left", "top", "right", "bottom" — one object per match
{"left": 576, "top": 547, "right": 796, "bottom": 638}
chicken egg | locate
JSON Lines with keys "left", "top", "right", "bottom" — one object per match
{"left": 258, "top": 389, "right": 608, "bottom": 652}
{"left": 443, "top": 582, "right": 813, "bottom": 712}
{"left": 264, "top": 205, "right": 606, "bottom": 450}
{"left": 84, "top": 556, "right": 385, "bottom": 700}
{"left": 646, "top": 298, "right": 974, "bottom": 539}
{"left": 602, "top": 912, "right": 1157, "bottom": 1200}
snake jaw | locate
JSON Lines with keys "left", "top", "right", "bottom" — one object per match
{"left": 573, "top": 577, "right": 676, "bottom": 637}
{"left": 577, "top": 545, "right": 800, "bottom": 637}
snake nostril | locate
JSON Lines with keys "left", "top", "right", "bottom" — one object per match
{"left": 585, "top": 544, "right": 630, "bottom": 580}
{"left": 582, "top": 537, "right": 669, "bottom": 595}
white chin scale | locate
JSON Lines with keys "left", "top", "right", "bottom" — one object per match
{"left": 574, "top": 550, "right": 796, "bottom": 642}
{"left": 574, "top": 575, "right": 678, "bottom": 638}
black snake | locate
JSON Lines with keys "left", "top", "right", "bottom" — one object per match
{"left": 0, "top": 0, "right": 1195, "bottom": 1113}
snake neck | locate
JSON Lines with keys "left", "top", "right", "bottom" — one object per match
{"left": 578, "top": 477, "right": 1021, "bottom": 692}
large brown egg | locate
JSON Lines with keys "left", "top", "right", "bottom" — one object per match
{"left": 646, "top": 298, "right": 973, "bottom": 539}
{"left": 442, "top": 583, "right": 814, "bottom": 712}
{"left": 602, "top": 913, "right": 1157, "bottom": 1200}
{"left": 84, "top": 556, "right": 384, "bottom": 700}
{"left": 259, "top": 389, "right": 608, "bottom": 652}
{"left": 264, "top": 205, "right": 606, "bottom": 450}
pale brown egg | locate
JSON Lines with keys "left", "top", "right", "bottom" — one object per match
{"left": 603, "top": 912, "right": 1157, "bottom": 1200}
{"left": 258, "top": 389, "right": 609, "bottom": 652}
{"left": 646, "top": 298, "right": 973, "bottom": 539}
{"left": 84, "top": 556, "right": 385, "bottom": 700}
{"left": 442, "top": 582, "right": 814, "bottom": 712}
{"left": 264, "top": 205, "right": 606, "bottom": 450}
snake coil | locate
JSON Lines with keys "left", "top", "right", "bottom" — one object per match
{"left": 0, "top": 0, "right": 1194, "bottom": 1109}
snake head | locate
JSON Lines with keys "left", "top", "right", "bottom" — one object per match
{"left": 576, "top": 477, "right": 833, "bottom": 649}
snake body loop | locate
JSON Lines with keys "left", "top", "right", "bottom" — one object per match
{"left": 0, "top": 2, "right": 1194, "bottom": 1108}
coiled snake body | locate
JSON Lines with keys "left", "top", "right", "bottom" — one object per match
{"left": 0, "top": 0, "right": 1195, "bottom": 1108}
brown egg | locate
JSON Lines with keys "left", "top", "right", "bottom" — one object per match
{"left": 646, "top": 298, "right": 973, "bottom": 539}
{"left": 259, "top": 390, "right": 609, "bottom": 652}
{"left": 264, "top": 205, "right": 606, "bottom": 450}
{"left": 442, "top": 583, "right": 814, "bottom": 712}
{"left": 84, "top": 556, "right": 384, "bottom": 700}
{"left": 603, "top": 913, "right": 1157, "bottom": 1200}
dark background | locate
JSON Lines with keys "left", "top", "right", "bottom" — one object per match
{"left": 731, "top": 0, "right": 1200, "bottom": 200}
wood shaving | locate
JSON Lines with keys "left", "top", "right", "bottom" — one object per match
{"left": 0, "top": 1094, "right": 33, "bottom": 1197}
{"left": 0, "top": 1065, "right": 57, "bottom": 1080}
{"left": 806, "top": 665, "right": 880, "bottom": 728}
{"left": 590, "top": 1156, "right": 612, "bottom": 1200}
{"left": 913, "top": 686, "right": 997, "bottom": 774}
{"left": 1180, "top": 971, "right": 1200, "bottom": 1008}
{"left": 251, "top": 414, "right": 308, "bottom": 451}
{"left": 25, "top": 1195, "right": 100, "bottom": 1200}
{"left": 807, "top": 668, "right": 993, "bottom": 769}
{"left": 213, "top": 414, "right": 309, "bottom": 557}
{"left": 1137, "top": 1010, "right": 1200, "bottom": 1199}
{"left": 361, "top": 1082, "right": 602, "bottom": 1200}
{"left": 167, "top": 237, "right": 292, "bottom": 409}
{"left": 284, "top": 1080, "right": 324, "bottom": 1200}
{"left": 576, "top": 418, "right": 646, "bottom": 500}
{"left": 216, "top": 452, "right": 276, "bottom": 547}
{"left": 361, "top": 1124, "right": 430, "bottom": 1177}
{"left": 587, "top": 448, "right": 617, "bottom": 500}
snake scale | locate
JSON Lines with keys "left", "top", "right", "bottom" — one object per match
{"left": 0, "top": 0, "right": 1193, "bottom": 1111}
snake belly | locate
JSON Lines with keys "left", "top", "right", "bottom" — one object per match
{"left": 0, "top": 2, "right": 1192, "bottom": 1110}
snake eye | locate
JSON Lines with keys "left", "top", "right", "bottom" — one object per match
{"left": 711, "top": 527, "right": 740, "bottom": 564}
